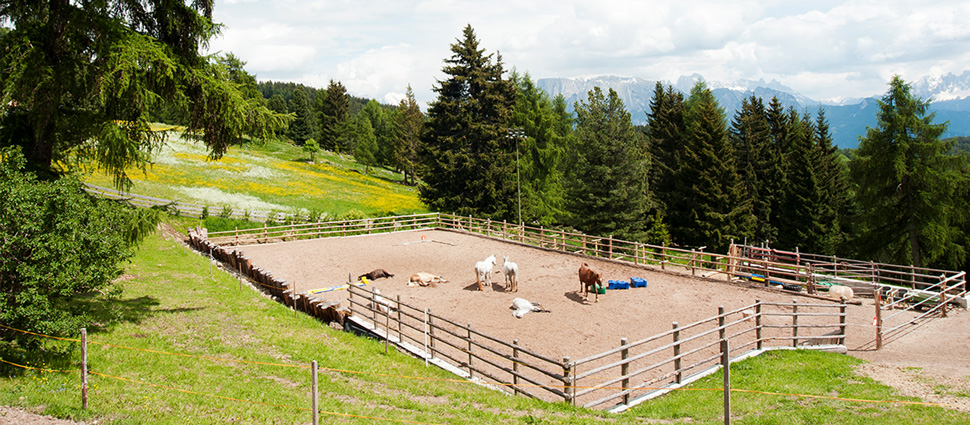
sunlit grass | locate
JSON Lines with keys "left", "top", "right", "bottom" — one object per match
{"left": 82, "top": 133, "right": 428, "bottom": 218}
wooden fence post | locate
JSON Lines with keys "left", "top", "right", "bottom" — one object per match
{"left": 397, "top": 295, "right": 403, "bottom": 345}
{"left": 562, "top": 356, "right": 573, "bottom": 406}
{"left": 792, "top": 299, "right": 799, "bottom": 347}
{"left": 428, "top": 308, "right": 436, "bottom": 358}
{"left": 81, "top": 328, "right": 88, "bottom": 410}
{"left": 673, "top": 322, "right": 682, "bottom": 384}
{"left": 609, "top": 236, "right": 613, "bottom": 260}
{"left": 755, "top": 300, "right": 762, "bottom": 350}
{"left": 467, "top": 323, "right": 474, "bottom": 378}
{"left": 875, "top": 291, "right": 883, "bottom": 350}
{"left": 311, "top": 360, "right": 319, "bottom": 425}
{"left": 660, "top": 242, "right": 667, "bottom": 270}
{"left": 940, "top": 276, "right": 949, "bottom": 318}
{"left": 721, "top": 339, "right": 731, "bottom": 425}
{"left": 839, "top": 301, "right": 847, "bottom": 346}
{"left": 621, "top": 338, "right": 630, "bottom": 405}
{"left": 512, "top": 339, "right": 520, "bottom": 396}
{"left": 718, "top": 306, "right": 726, "bottom": 340}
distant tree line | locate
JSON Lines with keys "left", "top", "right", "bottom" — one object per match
{"left": 415, "top": 25, "right": 969, "bottom": 271}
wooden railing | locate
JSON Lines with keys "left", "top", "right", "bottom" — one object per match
{"left": 208, "top": 213, "right": 441, "bottom": 246}
{"left": 347, "top": 284, "right": 846, "bottom": 408}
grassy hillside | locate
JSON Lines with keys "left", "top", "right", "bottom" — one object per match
{"left": 82, "top": 132, "right": 428, "bottom": 218}
{"left": 1, "top": 219, "right": 968, "bottom": 424}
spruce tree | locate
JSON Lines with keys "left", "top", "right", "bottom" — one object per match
{"left": 812, "top": 109, "right": 851, "bottom": 255}
{"left": 510, "top": 71, "right": 566, "bottom": 225}
{"left": 646, "top": 82, "right": 686, "bottom": 218}
{"left": 420, "top": 25, "right": 517, "bottom": 219}
{"left": 678, "top": 82, "right": 754, "bottom": 251}
{"left": 776, "top": 110, "right": 821, "bottom": 251}
{"left": 850, "top": 76, "right": 968, "bottom": 268}
{"left": 287, "top": 88, "right": 314, "bottom": 144}
{"left": 729, "top": 95, "right": 778, "bottom": 244}
{"left": 316, "top": 80, "right": 350, "bottom": 151}
{"left": 564, "top": 87, "right": 648, "bottom": 241}
{"left": 391, "top": 85, "right": 424, "bottom": 186}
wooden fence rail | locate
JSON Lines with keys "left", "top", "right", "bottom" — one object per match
{"left": 184, "top": 211, "right": 963, "bottom": 410}
{"left": 346, "top": 283, "right": 846, "bottom": 409}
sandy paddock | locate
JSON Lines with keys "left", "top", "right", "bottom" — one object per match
{"left": 236, "top": 230, "right": 891, "bottom": 361}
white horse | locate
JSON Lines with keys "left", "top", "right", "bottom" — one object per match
{"left": 503, "top": 256, "right": 519, "bottom": 292}
{"left": 510, "top": 298, "right": 547, "bottom": 318}
{"left": 474, "top": 254, "right": 496, "bottom": 291}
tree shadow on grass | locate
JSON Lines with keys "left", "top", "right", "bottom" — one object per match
{"left": 0, "top": 294, "right": 204, "bottom": 378}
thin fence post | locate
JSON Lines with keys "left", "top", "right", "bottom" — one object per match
{"left": 397, "top": 295, "right": 403, "bottom": 345}
{"left": 875, "top": 290, "right": 883, "bottom": 350}
{"left": 562, "top": 356, "right": 573, "bottom": 406}
{"left": 722, "top": 339, "right": 731, "bottom": 425}
{"left": 81, "top": 328, "right": 88, "bottom": 410}
{"left": 621, "top": 338, "right": 630, "bottom": 405}
{"left": 755, "top": 300, "right": 763, "bottom": 350}
{"left": 940, "top": 275, "right": 949, "bottom": 318}
{"left": 428, "top": 308, "right": 436, "bottom": 359}
{"left": 792, "top": 299, "right": 799, "bottom": 348}
{"left": 673, "top": 322, "right": 682, "bottom": 384}
{"left": 512, "top": 339, "right": 520, "bottom": 396}
{"left": 609, "top": 236, "right": 613, "bottom": 260}
{"left": 661, "top": 243, "right": 666, "bottom": 270}
{"left": 839, "top": 301, "right": 847, "bottom": 346}
{"left": 467, "top": 323, "right": 474, "bottom": 378}
{"left": 312, "top": 360, "right": 319, "bottom": 425}
{"left": 718, "top": 306, "right": 726, "bottom": 340}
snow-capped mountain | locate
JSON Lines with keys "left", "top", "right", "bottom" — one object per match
{"left": 536, "top": 72, "right": 970, "bottom": 148}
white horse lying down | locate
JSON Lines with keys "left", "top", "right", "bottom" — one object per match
{"left": 510, "top": 298, "right": 549, "bottom": 318}
{"left": 502, "top": 256, "right": 519, "bottom": 292}
{"left": 474, "top": 254, "right": 496, "bottom": 291}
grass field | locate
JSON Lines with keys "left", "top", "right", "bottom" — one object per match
{"left": 82, "top": 132, "right": 429, "bottom": 218}
{"left": 2, "top": 217, "right": 969, "bottom": 424}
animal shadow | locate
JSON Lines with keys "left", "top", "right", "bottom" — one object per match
{"left": 564, "top": 291, "right": 589, "bottom": 304}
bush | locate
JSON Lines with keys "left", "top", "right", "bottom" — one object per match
{"left": 0, "top": 148, "right": 157, "bottom": 343}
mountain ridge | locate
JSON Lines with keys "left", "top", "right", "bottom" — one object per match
{"left": 537, "top": 72, "right": 970, "bottom": 148}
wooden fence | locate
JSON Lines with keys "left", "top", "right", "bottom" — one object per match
{"left": 187, "top": 228, "right": 346, "bottom": 324}
{"left": 346, "top": 284, "right": 847, "bottom": 409}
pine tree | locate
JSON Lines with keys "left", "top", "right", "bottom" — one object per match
{"left": 316, "top": 80, "right": 350, "bottom": 151}
{"left": 564, "top": 87, "right": 648, "bottom": 241}
{"left": 391, "top": 85, "right": 424, "bottom": 186}
{"left": 510, "top": 71, "right": 566, "bottom": 225}
{"left": 850, "top": 76, "right": 968, "bottom": 268}
{"left": 646, "top": 82, "right": 686, "bottom": 218}
{"left": 419, "top": 25, "right": 517, "bottom": 219}
{"left": 359, "top": 100, "right": 394, "bottom": 166}
{"left": 350, "top": 115, "right": 378, "bottom": 174}
{"left": 776, "top": 110, "right": 821, "bottom": 251}
{"left": 287, "top": 88, "right": 314, "bottom": 143}
{"left": 729, "top": 95, "right": 778, "bottom": 244}
{"left": 677, "top": 82, "right": 754, "bottom": 250}
{"left": 812, "top": 109, "right": 851, "bottom": 255}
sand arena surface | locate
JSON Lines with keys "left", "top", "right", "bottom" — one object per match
{"left": 236, "top": 229, "right": 888, "bottom": 360}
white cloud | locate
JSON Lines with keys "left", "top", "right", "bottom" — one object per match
{"left": 209, "top": 0, "right": 970, "bottom": 104}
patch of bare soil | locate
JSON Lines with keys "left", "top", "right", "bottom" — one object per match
{"left": 850, "top": 309, "right": 970, "bottom": 412}
{"left": 0, "top": 406, "right": 86, "bottom": 425}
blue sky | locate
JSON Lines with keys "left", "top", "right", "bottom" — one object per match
{"left": 208, "top": 0, "right": 970, "bottom": 106}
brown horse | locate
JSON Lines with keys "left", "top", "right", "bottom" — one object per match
{"left": 578, "top": 263, "right": 603, "bottom": 302}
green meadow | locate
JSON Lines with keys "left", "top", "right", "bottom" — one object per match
{"left": 82, "top": 131, "right": 429, "bottom": 218}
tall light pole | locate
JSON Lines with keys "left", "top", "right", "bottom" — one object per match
{"left": 508, "top": 128, "right": 525, "bottom": 225}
